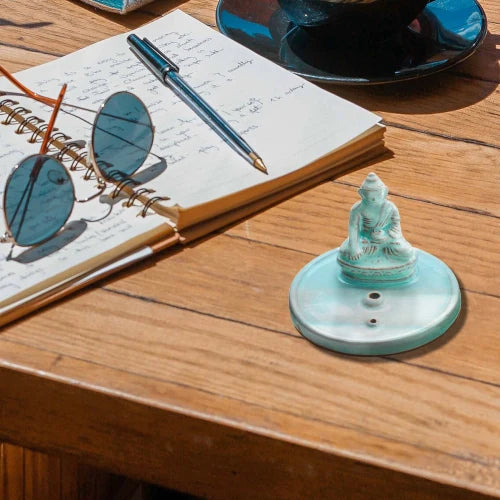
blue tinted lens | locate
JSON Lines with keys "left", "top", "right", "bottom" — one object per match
{"left": 92, "top": 91, "right": 153, "bottom": 181}
{"left": 4, "top": 155, "right": 74, "bottom": 247}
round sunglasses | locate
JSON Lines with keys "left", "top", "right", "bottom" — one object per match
{"left": 2, "top": 86, "right": 154, "bottom": 250}
{"left": 89, "top": 90, "right": 155, "bottom": 183}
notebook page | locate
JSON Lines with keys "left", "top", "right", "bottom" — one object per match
{"left": 9, "top": 10, "right": 381, "bottom": 210}
{"left": 0, "top": 111, "right": 169, "bottom": 306}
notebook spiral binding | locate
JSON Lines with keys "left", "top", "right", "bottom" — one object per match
{"left": 140, "top": 196, "right": 170, "bottom": 218}
{"left": 111, "top": 177, "right": 139, "bottom": 198}
{"left": 0, "top": 99, "right": 169, "bottom": 218}
{"left": 15, "top": 115, "right": 43, "bottom": 134}
{"left": 125, "top": 187, "right": 156, "bottom": 207}
{"left": 57, "top": 141, "right": 85, "bottom": 161}
{"left": 0, "top": 98, "right": 75, "bottom": 157}
{"left": 2, "top": 106, "right": 31, "bottom": 125}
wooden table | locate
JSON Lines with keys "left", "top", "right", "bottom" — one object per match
{"left": 1, "top": 0, "right": 499, "bottom": 498}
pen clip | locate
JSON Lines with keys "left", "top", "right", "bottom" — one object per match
{"left": 127, "top": 34, "right": 179, "bottom": 82}
{"left": 143, "top": 38, "right": 179, "bottom": 73}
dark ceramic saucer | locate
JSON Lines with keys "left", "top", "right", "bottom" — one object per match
{"left": 215, "top": 0, "right": 487, "bottom": 85}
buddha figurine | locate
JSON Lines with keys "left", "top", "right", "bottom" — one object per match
{"left": 338, "top": 173, "right": 416, "bottom": 283}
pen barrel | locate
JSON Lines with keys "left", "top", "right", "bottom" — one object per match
{"left": 166, "top": 72, "right": 253, "bottom": 158}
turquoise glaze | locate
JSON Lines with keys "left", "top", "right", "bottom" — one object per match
{"left": 289, "top": 173, "right": 461, "bottom": 355}
{"left": 290, "top": 248, "right": 461, "bottom": 355}
{"left": 338, "top": 173, "right": 416, "bottom": 283}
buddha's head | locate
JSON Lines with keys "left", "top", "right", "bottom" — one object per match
{"left": 358, "top": 172, "right": 388, "bottom": 206}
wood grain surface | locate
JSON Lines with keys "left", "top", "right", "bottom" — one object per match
{"left": 1, "top": 442, "right": 140, "bottom": 500}
{"left": 0, "top": 0, "right": 498, "bottom": 498}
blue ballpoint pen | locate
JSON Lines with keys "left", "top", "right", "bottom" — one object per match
{"left": 127, "top": 34, "right": 268, "bottom": 174}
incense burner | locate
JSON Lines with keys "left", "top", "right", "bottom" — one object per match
{"left": 289, "top": 173, "right": 461, "bottom": 355}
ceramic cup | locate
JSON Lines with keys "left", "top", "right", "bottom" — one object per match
{"left": 278, "top": 0, "right": 434, "bottom": 40}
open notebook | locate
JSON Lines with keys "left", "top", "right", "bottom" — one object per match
{"left": 0, "top": 10, "right": 384, "bottom": 325}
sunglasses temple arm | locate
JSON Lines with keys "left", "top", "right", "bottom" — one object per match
{"left": 0, "top": 90, "right": 152, "bottom": 131}
{"left": 39, "top": 84, "right": 67, "bottom": 155}
{"left": 8, "top": 84, "right": 67, "bottom": 250}
{"left": 0, "top": 65, "right": 58, "bottom": 107}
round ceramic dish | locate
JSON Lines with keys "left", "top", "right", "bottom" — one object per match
{"left": 216, "top": 0, "right": 487, "bottom": 85}
{"left": 289, "top": 249, "right": 461, "bottom": 355}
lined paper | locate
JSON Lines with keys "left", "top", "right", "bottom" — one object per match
{"left": 10, "top": 10, "right": 380, "bottom": 208}
{"left": 0, "top": 128, "right": 167, "bottom": 305}
{"left": 0, "top": 10, "right": 380, "bottom": 307}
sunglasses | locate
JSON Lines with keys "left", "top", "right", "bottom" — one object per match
{"left": 0, "top": 66, "right": 155, "bottom": 252}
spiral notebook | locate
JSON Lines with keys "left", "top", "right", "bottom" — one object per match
{"left": 0, "top": 10, "right": 384, "bottom": 326}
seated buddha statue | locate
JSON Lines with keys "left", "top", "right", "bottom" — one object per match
{"left": 337, "top": 173, "right": 416, "bottom": 283}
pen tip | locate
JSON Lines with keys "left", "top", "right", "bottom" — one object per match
{"left": 253, "top": 157, "right": 268, "bottom": 175}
